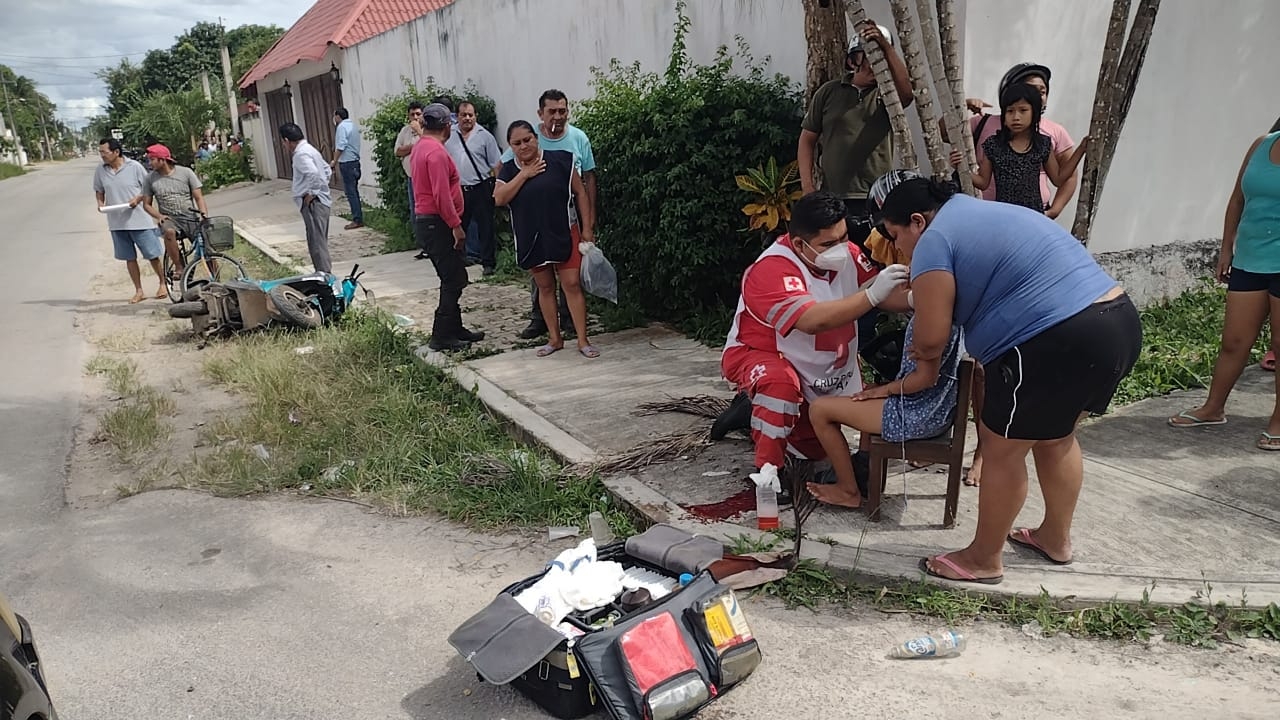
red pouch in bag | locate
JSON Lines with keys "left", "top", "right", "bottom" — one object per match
{"left": 616, "top": 612, "right": 711, "bottom": 720}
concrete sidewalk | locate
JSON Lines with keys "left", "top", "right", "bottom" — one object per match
{"left": 209, "top": 181, "right": 1280, "bottom": 607}
{"left": 430, "top": 325, "right": 1280, "bottom": 607}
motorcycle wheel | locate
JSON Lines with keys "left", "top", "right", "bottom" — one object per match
{"left": 267, "top": 285, "right": 323, "bottom": 329}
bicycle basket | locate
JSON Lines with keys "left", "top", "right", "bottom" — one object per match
{"left": 204, "top": 216, "right": 235, "bottom": 251}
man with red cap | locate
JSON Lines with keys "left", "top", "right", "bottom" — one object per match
{"left": 140, "top": 143, "right": 208, "bottom": 278}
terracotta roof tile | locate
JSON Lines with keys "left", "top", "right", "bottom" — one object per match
{"left": 240, "top": 0, "right": 455, "bottom": 87}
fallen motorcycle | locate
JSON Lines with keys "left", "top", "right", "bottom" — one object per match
{"left": 168, "top": 264, "right": 370, "bottom": 335}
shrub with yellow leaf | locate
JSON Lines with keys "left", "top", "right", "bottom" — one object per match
{"left": 736, "top": 157, "right": 803, "bottom": 233}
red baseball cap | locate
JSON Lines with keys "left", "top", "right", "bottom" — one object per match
{"left": 146, "top": 144, "right": 173, "bottom": 161}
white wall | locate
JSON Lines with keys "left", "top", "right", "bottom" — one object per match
{"left": 252, "top": 46, "right": 347, "bottom": 179}
{"left": 964, "top": 0, "right": 1280, "bottom": 252}
{"left": 339, "top": 0, "right": 926, "bottom": 199}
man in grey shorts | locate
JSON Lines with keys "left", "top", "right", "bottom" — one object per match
{"left": 93, "top": 137, "right": 165, "bottom": 303}
{"left": 278, "top": 122, "right": 333, "bottom": 273}
{"left": 140, "top": 143, "right": 209, "bottom": 278}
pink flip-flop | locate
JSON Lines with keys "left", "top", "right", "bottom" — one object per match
{"left": 918, "top": 554, "right": 1003, "bottom": 585}
{"left": 1007, "top": 527, "right": 1073, "bottom": 565}
{"left": 1262, "top": 350, "right": 1276, "bottom": 372}
{"left": 578, "top": 344, "right": 600, "bottom": 359}
{"left": 535, "top": 343, "right": 563, "bottom": 358}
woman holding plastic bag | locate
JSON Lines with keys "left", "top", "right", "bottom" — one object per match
{"left": 495, "top": 120, "right": 600, "bottom": 358}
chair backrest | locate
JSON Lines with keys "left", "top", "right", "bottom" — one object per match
{"left": 948, "top": 358, "right": 976, "bottom": 463}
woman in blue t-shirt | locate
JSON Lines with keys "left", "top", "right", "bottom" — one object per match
{"left": 1168, "top": 124, "right": 1280, "bottom": 450}
{"left": 865, "top": 172, "right": 1142, "bottom": 585}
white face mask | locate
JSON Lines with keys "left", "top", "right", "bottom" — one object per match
{"left": 806, "top": 242, "right": 852, "bottom": 272}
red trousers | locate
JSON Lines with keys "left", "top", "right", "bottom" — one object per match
{"left": 722, "top": 347, "right": 826, "bottom": 469}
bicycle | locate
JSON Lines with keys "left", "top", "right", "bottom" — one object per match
{"left": 162, "top": 215, "right": 248, "bottom": 303}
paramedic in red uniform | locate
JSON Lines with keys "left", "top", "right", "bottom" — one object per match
{"left": 722, "top": 191, "right": 911, "bottom": 489}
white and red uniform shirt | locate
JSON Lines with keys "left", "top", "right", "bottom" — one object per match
{"left": 723, "top": 236, "right": 880, "bottom": 402}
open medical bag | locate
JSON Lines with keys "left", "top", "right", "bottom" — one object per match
{"left": 448, "top": 529, "right": 763, "bottom": 719}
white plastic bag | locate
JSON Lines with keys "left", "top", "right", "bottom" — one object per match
{"left": 578, "top": 242, "right": 618, "bottom": 304}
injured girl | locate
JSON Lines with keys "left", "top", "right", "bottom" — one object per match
{"left": 806, "top": 317, "right": 963, "bottom": 508}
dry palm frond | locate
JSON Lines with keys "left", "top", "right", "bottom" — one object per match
{"left": 634, "top": 395, "right": 732, "bottom": 419}
{"left": 572, "top": 427, "right": 711, "bottom": 477}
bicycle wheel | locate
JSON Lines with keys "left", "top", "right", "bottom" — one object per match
{"left": 181, "top": 252, "right": 248, "bottom": 298}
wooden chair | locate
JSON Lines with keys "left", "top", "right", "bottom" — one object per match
{"left": 859, "top": 358, "right": 975, "bottom": 528}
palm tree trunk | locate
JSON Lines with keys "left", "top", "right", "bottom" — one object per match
{"left": 889, "top": 0, "right": 949, "bottom": 181}
{"left": 802, "top": 0, "right": 850, "bottom": 106}
{"left": 846, "top": 0, "right": 917, "bottom": 171}
{"left": 935, "top": 0, "right": 975, "bottom": 191}
{"left": 917, "top": 0, "right": 975, "bottom": 194}
{"left": 1072, "top": 0, "right": 1131, "bottom": 244}
{"left": 1096, "top": 0, "right": 1162, "bottom": 210}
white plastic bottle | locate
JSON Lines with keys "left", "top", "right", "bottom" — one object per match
{"left": 889, "top": 629, "right": 966, "bottom": 659}
{"left": 750, "top": 464, "right": 780, "bottom": 531}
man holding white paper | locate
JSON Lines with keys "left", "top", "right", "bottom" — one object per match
{"left": 93, "top": 137, "right": 165, "bottom": 303}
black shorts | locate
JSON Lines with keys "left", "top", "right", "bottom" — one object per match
{"left": 1227, "top": 267, "right": 1280, "bottom": 297}
{"left": 982, "top": 294, "right": 1142, "bottom": 441}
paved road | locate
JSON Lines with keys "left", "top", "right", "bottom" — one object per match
{"left": 0, "top": 162, "right": 1275, "bottom": 720}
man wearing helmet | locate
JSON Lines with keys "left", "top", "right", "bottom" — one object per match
{"left": 948, "top": 63, "right": 1078, "bottom": 219}
{"left": 797, "top": 20, "right": 913, "bottom": 246}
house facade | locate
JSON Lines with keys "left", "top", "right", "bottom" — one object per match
{"left": 242, "top": 0, "right": 1280, "bottom": 265}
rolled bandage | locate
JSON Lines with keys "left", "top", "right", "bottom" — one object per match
{"left": 98, "top": 203, "right": 133, "bottom": 213}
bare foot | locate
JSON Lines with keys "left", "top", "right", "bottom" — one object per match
{"left": 964, "top": 454, "right": 982, "bottom": 487}
{"left": 129, "top": 290, "right": 145, "bottom": 304}
{"left": 154, "top": 286, "right": 168, "bottom": 299}
{"left": 807, "top": 482, "right": 862, "bottom": 509}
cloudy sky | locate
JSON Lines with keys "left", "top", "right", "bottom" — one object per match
{"left": 1, "top": 0, "right": 316, "bottom": 125}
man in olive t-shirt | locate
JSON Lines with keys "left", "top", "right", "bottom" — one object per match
{"left": 140, "top": 143, "right": 209, "bottom": 276}
{"left": 797, "top": 20, "right": 913, "bottom": 247}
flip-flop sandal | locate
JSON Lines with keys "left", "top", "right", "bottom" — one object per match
{"left": 918, "top": 554, "right": 1003, "bottom": 585}
{"left": 1167, "top": 410, "right": 1227, "bottom": 427}
{"left": 535, "top": 343, "right": 563, "bottom": 358}
{"left": 1006, "top": 528, "right": 1073, "bottom": 565}
{"left": 1257, "top": 432, "right": 1280, "bottom": 451}
{"left": 578, "top": 344, "right": 600, "bottom": 359}
{"left": 1262, "top": 350, "right": 1276, "bottom": 372}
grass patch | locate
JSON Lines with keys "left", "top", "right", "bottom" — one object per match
{"left": 1113, "top": 282, "right": 1271, "bottom": 405}
{"left": 728, "top": 535, "right": 1280, "bottom": 647}
{"left": 357, "top": 205, "right": 415, "bottom": 254}
{"left": 0, "top": 162, "right": 25, "bottom": 181}
{"left": 86, "top": 355, "right": 175, "bottom": 461}
{"left": 232, "top": 234, "right": 292, "bottom": 279}
{"left": 189, "top": 311, "right": 636, "bottom": 534}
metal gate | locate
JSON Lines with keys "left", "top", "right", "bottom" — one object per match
{"left": 298, "top": 73, "right": 344, "bottom": 189}
{"left": 263, "top": 88, "right": 295, "bottom": 180}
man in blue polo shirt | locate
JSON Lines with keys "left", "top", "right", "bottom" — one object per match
{"left": 502, "top": 89, "right": 598, "bottom": 339}
{"left": 332, "top": 107, "right": 364, "bottom": 230}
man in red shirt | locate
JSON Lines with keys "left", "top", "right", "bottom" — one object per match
{"left": 721, "top": 191, "right": 909, "bottom": 487}
{"left": 411, "top": 103, "right": 484, "bottom": 351}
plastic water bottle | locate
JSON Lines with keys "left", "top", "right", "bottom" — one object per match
{"left": 888, "top": 629, "right": 966, "bottom": 659}
{"left": 588, "top": 511, "right": 615, "bottom": 545}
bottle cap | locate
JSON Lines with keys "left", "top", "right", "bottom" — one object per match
{"left": 679, "top": 573, "right": 694, "bottom": 586}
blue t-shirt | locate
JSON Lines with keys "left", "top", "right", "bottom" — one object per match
{"left": 501, "top": 124, "right": 595, "bottom": 173}
{"left": 910, "top": 194, "right": 1118, "bottom": 364}
{"left": 334, "top": 119, "right": 361, "bottom": 162}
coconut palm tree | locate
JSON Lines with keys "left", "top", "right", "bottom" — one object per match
{"left": 846, "top": 0, "right": 917, "bottom": 171}
{"left": 934, "top": 0, "right": 975, "bottom": 189}
{"left": 916, "top": 0, "right": 975, "bottom": 194}
{"left": 888, "top": 0, "right": 949, "bottom": 181}
{"left": 1073, "top": 0, "right": 1161, "bottom": 245}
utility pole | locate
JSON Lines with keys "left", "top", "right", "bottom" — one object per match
{"left": 220, "top": 45, "right": 239, "bottom": 140}
{"left": 0, "top": 78, "right": 26, "bottom": 164}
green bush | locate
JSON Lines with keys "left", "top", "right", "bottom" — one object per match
{"left": 196, "top": 140, "right": 257, "bottom": 191}
{"left": 575, "top": 1, "right": 802, "bottom": 321}
{"left": 365, "top": 79, "right": 498, "bottom": 251}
